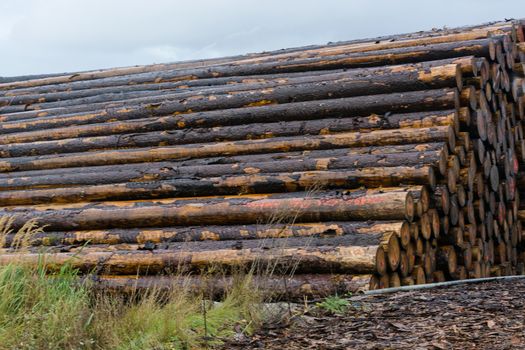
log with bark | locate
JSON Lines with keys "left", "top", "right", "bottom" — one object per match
{"left": 0, "top": 147, "right": 446, "bottom": 190}
{"left": 0, "top": 235, "right": 400, "bottom": 275}
{"left": 0, "top": 167, "right": 435, "bottom": 205}
{"left": 0, "top": 63, "right": 463, "bottom": 114}
{"left": 0, "top": 88, "right": 460, "bottom": 131}
{"left": 0, "top": 109, "right": 459, "bottom": 150}
{"left": 1, "top": 221, "right": 410, "bottom": 248}
{"left": 0, "top": 188, "right": 416, "bottom": 230}
{"left": 87, "top": 273, "right": 375, "bottom": 301}
{"left": 0, "top": 126, "right": 455, "bottom": 172}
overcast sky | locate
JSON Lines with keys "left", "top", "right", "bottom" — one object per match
{"left": 1, "top": 0, "right": 524, "bottom": 76}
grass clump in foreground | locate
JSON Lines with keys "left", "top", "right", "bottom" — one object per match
{"left": 0, "top": 262, "right": 263, "bottom": 350}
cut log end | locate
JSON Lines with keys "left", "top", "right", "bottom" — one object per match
{"left": 383, "top": 233, "right": 400, "bottom": 272}
{"left": 375, "top": 247, "right": 387, "bottom": 276}
{"left": 412, "top": 266, "right": 426, "bottom": 285}
{"left": 399, "top": 221, "right": 411, "bottom": 248}
{"left": 405, "top": 192, "right": 415, "bottom": 222}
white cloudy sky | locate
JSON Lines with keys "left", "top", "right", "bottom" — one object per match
{"left": 1, "top": 0, "right": 524, "bottom": 76}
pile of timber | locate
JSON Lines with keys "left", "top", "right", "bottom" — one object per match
{"left": 0, "top": 19, "right": 524, "bottom": 300}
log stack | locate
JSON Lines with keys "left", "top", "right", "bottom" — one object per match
{"left": 0, "top": 19, "right": 524, "bottom": 299}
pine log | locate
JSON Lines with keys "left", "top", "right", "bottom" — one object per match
{"left": 472, "top": 241, "right": 484, "bottom": 262}
{"left": 0, "top": 109, "right": 458, "bottom": 149}
{"left": 449, "top": 195, "right": 460, "bottom": 226}
{"left": 423, "top": 250, "right": 436, "bottom": 278}
{"left": 409, "top": 222, "right": 419, "bottom": 241}
{"left": 440, "top": 215, "right": 450, "bottom": 236}
{"left": 450, "top": 265, "right": 467, "bottom": 280}
{"left": 0, "top": 235, "right": 397, "bottom": 275}
{"left": 1, "top": 221, "right": 410, "bottom": 247}
{"left": 439, "top": 227, "right": 463, "bottom": 246}
{"left": 88, "top": 273, "right": 375, "bottom": 300}
{"left": 433, "top": 271, "right": 446, "bottom": 282}
{"left": 457, "top": 242, "right": 473, "bottom": 270}
{"left": 0, "top": 127, "right": 455, "bottom": 172}
{"left": 389, "top": 273, "right": 401, "bottom": 288}
{"left": 0, "top": 188, "right": 416, "bottom": 230}
{"left": 0, "top": 149, "right": 445, "bottom": 191}
{"left": 468, "top": 261, "right": 482, "bottom": 278}
{"left": 6, "top": 24, "right": 506, "bottom": 90}
{"left": 0, "top": 141, "right": 447, "bottom": 177}
{"left": 0, "top": 88, "right": 460, "bottom": 130}
{"left": 373, "top": 275, "right": 388, "bottom": 289}
{"left": 0, "top": 63, "right": 463, "bottom": 114}
{"left": 428, "top": 209, "right": 441, "bottom": 239}
{"left": 433, "top": 185, "right": 450, "bottom": 214}
{"left": 419, "top": 213, "right": 432, "bottom": 240}
{"left": 0, "top": 39, "right": 494, "bottom": 93}
{"left": 0, "top": 57, "right": 477, "bottom": 107}
{"left": 0, "top": 167, "right": 436, "bottom": 205}
{"left": 464, "top": 223, "right": 477, "bottom": 245}
{"left": 398, "top": 252, "right": 410, "bottom": 278}
{"left": 407, "top": 242, "right": 416, "bottom": 272}
{"left": 412, "top": 266, "right": 426, "bottom": 284}
{"left": 3, "top": 20, "right": 512, "bottom": 91}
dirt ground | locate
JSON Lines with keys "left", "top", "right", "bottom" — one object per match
{"left": 222, "top": 278, "right": 525, "bottom": 349}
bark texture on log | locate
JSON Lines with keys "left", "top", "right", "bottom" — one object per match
{"left": 0, "top": 188, "right": 415, "bottom": 230}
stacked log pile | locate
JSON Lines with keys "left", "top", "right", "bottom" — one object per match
{"left": 0, "top": 19, "right": 524, "bottom": 299}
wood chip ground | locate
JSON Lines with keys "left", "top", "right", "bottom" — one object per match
{"left": 222, "top": 279, "right": 525, "bottom": 349}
